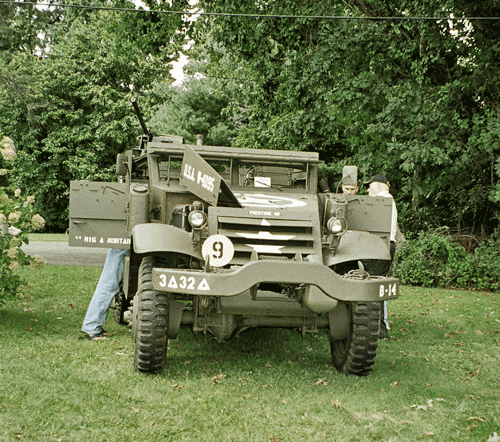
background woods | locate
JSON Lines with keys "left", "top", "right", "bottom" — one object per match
{"left": 193, "top": 0, "right": 500, "bottom": 235}
{"left": 0, "top": 0, "right": 189, "bottom": 230}
{"left": 1, "top": 0, "right": 499, "bottom": 237}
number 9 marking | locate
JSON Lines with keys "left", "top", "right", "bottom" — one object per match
{"left": 213, "top": 241, "right": 223, "bottom": 259}
{"left": 202, "top": 234, "right": 234, "bottom": 268}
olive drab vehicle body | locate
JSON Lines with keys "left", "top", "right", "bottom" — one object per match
{"left": 69, "top": 103, "right": 399, "bottom": 376}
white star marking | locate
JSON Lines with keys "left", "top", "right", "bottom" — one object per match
{"left": 236, "top": 231, "right": 295, "bottom": 240}
{"left": 245, "top": 244, "right": 285, "bottom": 254}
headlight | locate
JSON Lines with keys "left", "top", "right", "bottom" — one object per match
{"left": 327, "top": 217, "right": 345, "bottom": 234}
{"left": 188, "top": 210, "right": 206, "bottom": 228}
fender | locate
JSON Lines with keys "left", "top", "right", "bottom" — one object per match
{"left": 131, "top": 224, "right": 203, "bottom": 261}
{"left": 324, "top": 230, "right": 390, "bottom": 267}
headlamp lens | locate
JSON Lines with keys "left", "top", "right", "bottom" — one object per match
{"left": 188, "top": 211, "right": 206, "bottom": 228}
{"left": 327, "top": 217, "right": 344, "bottom": 234}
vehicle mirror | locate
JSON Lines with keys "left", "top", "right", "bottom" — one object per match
{"left": 342, "top": 166, "right": 357, "bottom": 186}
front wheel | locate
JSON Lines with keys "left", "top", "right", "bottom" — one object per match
{"left": 133, "top": 256, "right": 170, "bottom": 374}
{"left": 330, "top": 302, "right": 380, "bottom": 376}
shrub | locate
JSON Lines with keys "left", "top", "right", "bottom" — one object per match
{"left": 393, "top": 228, "right": 471, "bottom": 289}
{"left": 467, "top": 234, "right": 500, "bottom": 291}
{"left": 1, "top": 135, "right": 45, "bottom": 306}
{"left": 393, "top": 228, "right": 500, "bottom": 291}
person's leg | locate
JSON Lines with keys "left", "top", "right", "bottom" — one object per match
{"left": 383, "top": 302, "right": 389, "bottom": 328}
{"left": 383, "top": 241, "right": 397, "bottom": 334}
{"left": 81, "top": 248, "right": 129, "bottom": 335}
{"left": 379, "top": 302, "right": 389, "bottom": 339}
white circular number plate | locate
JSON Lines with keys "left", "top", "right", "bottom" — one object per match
{"left": 202, "top": 234, "right": 234, "bottom": 267}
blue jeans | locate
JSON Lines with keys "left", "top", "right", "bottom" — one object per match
{"left": 383, "top": 302, "right": 389, "bottom": 328}
{"left": 81, "top": 248, "right": 130, "bottom": 334}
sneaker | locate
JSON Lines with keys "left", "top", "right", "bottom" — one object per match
{"left": 79, "top": 329, "right": 107, "bottom": 340}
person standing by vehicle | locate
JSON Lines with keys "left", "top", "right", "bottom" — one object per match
{"left": 80, "top": 248, "right": 129, "bottom": 340}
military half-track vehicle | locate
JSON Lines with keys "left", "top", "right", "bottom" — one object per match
{"left": 69, "top": 102, "right": 399, "bottom": 376}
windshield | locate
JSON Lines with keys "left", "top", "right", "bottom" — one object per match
{"left": 154, "top": 152, "right": 311, "bottom": 192}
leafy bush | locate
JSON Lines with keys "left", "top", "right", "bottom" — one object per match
{"left": 1, "top": 135, "right": 45, "bottom": 306}
{"left": 393, "top": 229, "right": 469, "bottom": 288}
{"left": 467, "top": 234, "right": 500, "bottom": 291}
{"left": 393, "top": 228, "right": 500, "bottom": 291}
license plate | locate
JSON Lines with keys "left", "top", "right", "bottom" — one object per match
{"left": 155, "top": 271, "right": 213, "bottom": 294}
{"left": 379, "top": 283, "right": 398, "bottom": 299}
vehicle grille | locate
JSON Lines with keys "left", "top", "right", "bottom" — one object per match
{"left": 217, "top": 216, "right": 316, "bottom": 265}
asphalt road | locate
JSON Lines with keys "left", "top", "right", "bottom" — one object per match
{"left": 22, "top": 242, "right": 108, "bottom": 267}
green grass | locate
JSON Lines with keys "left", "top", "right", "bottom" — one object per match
{"left": 1, "top": 266, "right": 499, "bottom": 442}
{"left": 28, "top": 233, "right": 68, "bottom": 242}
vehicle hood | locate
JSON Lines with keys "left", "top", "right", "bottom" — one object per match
{"left": 232, "top": 190, "right": 318, "bottom": 216}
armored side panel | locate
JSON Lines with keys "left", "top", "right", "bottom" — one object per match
{"left": 179, "top": 144, "right": 222, "bottom": 205}
{"left": 345, "top": 194, "right": 393, "bottom": 238}
{"left": 69, "top": 181, "right": 130, "bottom": 249}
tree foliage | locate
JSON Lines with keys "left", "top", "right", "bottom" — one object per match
{"left": 0, "top": 0, "right": 188, "bottom": 230}
{"left": 149, "top": 75, "right": 237, "bottom": 146}
{"left": 190, "top": 0, "right": 500, "bottom": 234}
{"left": 1, "top": 0, "right": 499, "bottom": 234}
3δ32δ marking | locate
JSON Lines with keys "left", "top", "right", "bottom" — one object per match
{"left": 158, "top": 274, "right": 211, "bottom": 292}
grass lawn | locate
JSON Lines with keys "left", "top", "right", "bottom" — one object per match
{"left": 0, "top": 265, "right": 499, "bottom": 442}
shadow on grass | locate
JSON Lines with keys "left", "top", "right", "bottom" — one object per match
{"left": 0, "top": 308, "right": 39, "bottom": 336}
{"left": 161, "top": 326, "right": 332, "bottom": 379}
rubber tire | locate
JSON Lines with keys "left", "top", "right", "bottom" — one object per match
{"left": 133, "top": 256, "right": 169, "bottom": 374}
{"left": 330, "top": 302, "right": 381, "bottom": 376}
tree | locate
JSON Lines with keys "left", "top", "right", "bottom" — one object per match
{"left": 0, "top": 1, "right": 60, "bottom": 117}
{"left": 191, "top": 0, "right": 500, "bottom": 234}
{"left": 0, "top": 1, "right": 189, "bottom": 230}
{"left": 149, "top": 75, "right": 237, "bottom": 146}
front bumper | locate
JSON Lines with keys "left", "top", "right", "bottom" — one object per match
{"left": 152, "top": 260, "right": 399, "bottom": 302}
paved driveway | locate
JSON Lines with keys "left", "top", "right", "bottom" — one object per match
{"left": 22, "top": 242, "right": 108, "bottom": 267}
